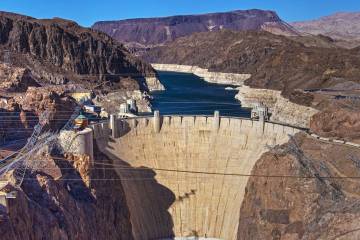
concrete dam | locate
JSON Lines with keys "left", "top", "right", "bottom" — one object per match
{"left": 86, "top": 113, "right": 300, "bottom": 240}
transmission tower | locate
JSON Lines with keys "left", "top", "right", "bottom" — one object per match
{"left": 0, "top": 98, "right": 85, "bottom": 188}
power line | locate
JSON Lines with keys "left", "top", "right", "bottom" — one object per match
{"left": 26, "top": 157, "right": 360, "bottom": 180}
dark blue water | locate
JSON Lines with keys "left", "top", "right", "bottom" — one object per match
{"left": 151, "top": 71, "right": 250, "bottom": 117}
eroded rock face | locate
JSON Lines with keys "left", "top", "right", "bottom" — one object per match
{"left": 0, "top": 11, "right": 163, "bottom": 91}
{"left": 238, "top": 133, "right": 360, "bottom": 240}
{"left": 0, "top": 150, "right": 133, "bottom": 240}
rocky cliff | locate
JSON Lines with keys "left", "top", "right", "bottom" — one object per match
{"left": 0, "top": 149, "right": 133, "bottom": 240}
{"left": 238, "top": 133, "right": 360, "bottom": 239}
{"left": 0, "top": 11, "right": 163, "bottom": 92}
{"left": 92, "top": 9, "right": 298, "bottom": 49}
{"left": 0, "top": 65, "right": 79, "bottom": 142}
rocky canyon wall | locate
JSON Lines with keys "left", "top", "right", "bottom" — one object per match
{"left": 238, "top": 133, "right": 360, "bottom": 240}
{"left": 0, "top": 12, "right": 164, "bottom": 93}
{"left": 0, "top": 150, "right": 133, "bottom": 240}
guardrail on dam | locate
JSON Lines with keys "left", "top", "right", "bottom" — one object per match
{"left": 89, "top": 113, "right": 301, "bottom": 240}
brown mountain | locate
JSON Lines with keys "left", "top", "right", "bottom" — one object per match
{"left": 92, "top": 9, "right": 298, "bottom": 49}
{"left": 144, "top": 30, "right": 360, "bottom": 99}
{"left": 0, "top": 11, "right": 158, "bottom": 92}
{"left": 291, "top": 12, "right": 360, "bottom": 48}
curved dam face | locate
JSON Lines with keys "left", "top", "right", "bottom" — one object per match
{"left": 92, "top": 115, "right": 300, "bottom": 240}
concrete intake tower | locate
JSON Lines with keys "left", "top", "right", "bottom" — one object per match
{"left": 89, "top": 112, "right": 300, "bottom": 240}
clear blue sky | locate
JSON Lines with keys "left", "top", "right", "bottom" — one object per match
{"left": 1, "top": 0, "right": 360, "bottom": 27}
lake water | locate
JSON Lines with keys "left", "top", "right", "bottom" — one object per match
{"left": 151, "top": 71, "right": 250, "bottom": 117}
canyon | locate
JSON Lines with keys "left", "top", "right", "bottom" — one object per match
{"left": 144, "top": 30, "right": 360, "bottom": 96}
{"left": 1, "top": 8, "right": 360, "bottom": 240}
{"left": 145, "top": 29, "right": 360, "bottom": 134}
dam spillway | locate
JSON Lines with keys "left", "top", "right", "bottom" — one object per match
{"left": 91, "top": 114, "right": 300, "bottom": 240}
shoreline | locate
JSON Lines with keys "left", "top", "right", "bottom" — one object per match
{"left": 151, "top": 63, "right": 318, "bottom": 128}
{"left": 151, "top": 63, "right": 251, "bottom": 85}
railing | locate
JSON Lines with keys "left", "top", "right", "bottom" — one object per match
{"left": 92, "top": 113, "right": 309, "bottom": 132}
{"left": 90, "top": 112, "right": 360, "bottom": 149}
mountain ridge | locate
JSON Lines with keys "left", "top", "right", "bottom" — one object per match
{"left": 92, "top": 9, "right": 298, "bottom": 48}
{"left": 291, "top": 11, "right": 360, "bottom": 48}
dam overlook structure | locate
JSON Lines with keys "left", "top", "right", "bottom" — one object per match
{"left": 82, "top": 111, "right": 301, "bottom": 239}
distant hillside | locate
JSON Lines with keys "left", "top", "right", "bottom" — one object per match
{"left": 92, "top": 9, "right": 298, "bottom": 48}
{"left": 291, "top": 12, "right": 360, "bottom": 48}
{"left": 144, "top": 30, "right": 360, "bottom": 100}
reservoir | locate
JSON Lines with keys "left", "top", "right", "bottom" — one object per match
{"left": 151, "top": 71, "right": 250, "bottom": 117}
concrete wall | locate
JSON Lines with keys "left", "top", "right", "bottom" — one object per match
{"left": 92, "top": 115, "right": 300, "bottom": 240}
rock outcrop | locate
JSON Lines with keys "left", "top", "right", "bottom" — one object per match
{"left": 92, "top": 9, "right": 298, "bottom": 49}
{"left": 238, "top": 133, "right": 360, "bottom": 240}
{"left": 16, "top": 87, "right": 77, "bottom": 130}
